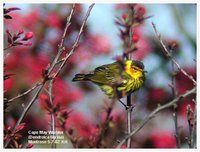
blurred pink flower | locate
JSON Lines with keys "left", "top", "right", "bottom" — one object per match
{"left": 150, "top": 130, "right": 176, "bottom": 148}
{"left": 131, "top": 27, "right": 151, "bottom": 60}
{"left": 52, "top": 78, "right": 83, "bottom": 106}
{"left": 23, "top": 31, "right": 34, "bottom": 40}
{"left": 179, "top": 99, "right": 195, "bottom": 118}
{"left": 23, "top": 54, "right": 50, "bottom": 85}
{"left": 87, "top": 34, "right": 112, "bottom": 54}
{"left": 120, "top": 145, "right": 127, "bottom": 148}
{"left": 65, "top": 112, "right": 96, "bottom": 139}
{"left": 70, "top": 46, "right": 93, "bottom": 65}
{"left": 46, "top": 12, "right": 61, "bottom": 28}
{"left": 122, "top": 13, "right": 128, "bottom": 20}
{"left": 4, "top": 77, "right": 14, "bottom": 91}
{"left": 132, "top": 33, "right": 139, "bottom": 43}
{"left": 135, "top": 5, "right": 146, "bottom": 16}
{"left": 176, "top": 67, "right": 196, "bottom": 94}
{"left": 115, "top": 4, "right": 129, "bottom": 10}
{"left": 148, "top": 88, "right": 168, "bottom": 103}
{"left": 26, "top": 143, "right": 34, "bottom": 148}
{"left": 39, "top": 93, "right": 52, "bottom": 112}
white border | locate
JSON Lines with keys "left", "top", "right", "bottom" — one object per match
{"left": 1, "top": 0, "right": 200, "bottom": 4}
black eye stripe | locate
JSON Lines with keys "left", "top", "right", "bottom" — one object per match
{"left": 132, "top": 66, "right": 141, "bottom": 71}
{"left": 131, "top": 60, "right": 144, "bottom": 69}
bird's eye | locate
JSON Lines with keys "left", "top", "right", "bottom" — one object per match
{"left": 132, "top": 67, "right": 137, "bottom": 70}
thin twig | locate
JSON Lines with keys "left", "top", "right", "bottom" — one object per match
{"left": 52, "top": 4, "right": 95, "bottom": 79}
{"left": 5, "top": 85, "right": 44, "bottom": 147}
{"left": 187, "top": 104, "right": 195, "bottom": 148}
{"left": 169, "top": 49, "right": 181, "bottom": 148}
{"left": 96, "top": 99, "right": 116, "bottom": 147}
{"left": 116, "top": 87, "right": 196, "bottom": 148}
{"left": 152, "top": 22, "right": 196, "bottom": 85}
{"left": 7, "top": 82, "right": 42, "bottom": 103}
{"left": 126, "top": 95, "right": 133, "bottom": 148}
{"left": 47, "top": 4, "right": 76, "bottom": 75}
{"left": 125, "top": 23, "right": 134, "bottom": 148}
{"left": 4, "top": 4, "right": 94, "bottom": 148}
{"left": 56, "top": 58, "right": 65, "bottom": 65}
{"left": 48, "top": 80, "right": 56, "bottom": 148}
{"left": 4, "top": 47, "right": 10, "bottom": 51}
{"left": 173, "top": 106, "right": 181, "bottom": 148}
{"left": 6, "top": 4, "right": 76, "bottom": 106}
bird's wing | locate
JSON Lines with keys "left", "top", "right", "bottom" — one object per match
{"left": 90, "top": 62, "right": 130, "bottom": 85}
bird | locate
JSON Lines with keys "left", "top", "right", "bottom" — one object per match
{"left": 72, "top": 59, "right": 146, "bottom": 99}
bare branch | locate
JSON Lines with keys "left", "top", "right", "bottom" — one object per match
{"left": 116, "top": 87, "right": 196, "bottom": 148}
{"left": 152, "top": 22, "right": 196, "bottom": 85}
{"left": 187, "top": 104, "right": 195, "bottom": 148}
{"left": 7, "top": 82, "right": 42, "bottom": 103}
{"left": 126, "top": 95, "right": 133, "bottom": 148}
{"left": 52, "top": 4, "right": 95, "bottom": 79}
{"left": 125, "top": 22, "right": 134, "bottom": 148}
{"left": 169, "top": 48, "right": 181, "bottom": 148}
{"left": 48, "top": 80, "right": 56, "bottom": 148}
{"left": 96, "top": 99, "right": 116, "bottom": 147}
{"left": 47, "top": 4, "right": 76, "bottom": 75}
{"left": 4, "top": 4, "right": 94, "bottom": 147}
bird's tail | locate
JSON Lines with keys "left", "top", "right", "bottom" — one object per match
{"left": 72, "top": 74, "right": 92, "bottom": 81}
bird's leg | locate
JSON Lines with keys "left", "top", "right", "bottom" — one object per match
{"left": 119, "top": 99, "right": 136, "bottom": 111}
{"left": 118, "top": 99, "right": 129, "bottom": 110}
{"left": 129, "top": 104, "right": 136, "bottom": 111}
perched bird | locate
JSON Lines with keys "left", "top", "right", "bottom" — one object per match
{"left": 72, "top": 60, "right": 146, "bottom": 98}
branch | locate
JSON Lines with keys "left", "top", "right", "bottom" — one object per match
{"left": 152, "top": 22, "right": 196, "bottom": 85}
{"left": 169, "top": 49, "right": 181, "bottom": 148}
{"left": 126, "top": 23, "right": 134, "bottom": 148}
{"left": 116, "top": 87, "right": 196, "bottom": 148}
{"left": 126, "top": 94, "right": 133, "bottom": 148}
{"left": 186, "top": 104, "right": 195, "bottom": 148}
{"left": 47, "top": 4, "right": 76, "bottom": 75}
{"left": 7, "top": 82, "right": 42, "bottom": 103}
{"left": 48, "top": 80, "right": 56, "bottom": 148}
{"left": 5, "top": 85, "right": 44, "bottom": 147}
{"left": 6, "top": 4, "right": 76, "bottom": 108}
{"left": 52, "top": 3, "right": 95, "bottom": 79}
{"left": 4, "top": 4, "right": 95, "bottom": 147}
{"left": 96, "top": 99, "right": 116, "bottom": 147}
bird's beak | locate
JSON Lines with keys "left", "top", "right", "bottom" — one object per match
{"left": 143, "top": 70, "right": 148, "bottom": 73}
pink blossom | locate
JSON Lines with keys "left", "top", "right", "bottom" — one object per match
{"left": 26, "top": 143, "right": 34, "bottom": 148}
{"left": 24, "top": 32, "right": 34, "bottom": 40}
{"left": 4, "top": 77, "right": 14, "bottom": 91}
{"left": 150, "top": 130, "right": 176, "bottom": 148}
{"left": 65, "top": 112, "right": 96, "bottom": 139}
{"left": 87, "top": 34, "right": 112, "bottom": 54}
{"left": 120, "top": 145, "right": 127, "bottom": 148}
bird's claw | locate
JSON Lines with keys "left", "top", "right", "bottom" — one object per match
{"left": 118, "top": 100, "right": 136, "bottom": 111}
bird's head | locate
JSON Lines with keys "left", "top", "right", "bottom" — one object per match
{"left": 125, "top": 60, "right": 147, "bottom": 79}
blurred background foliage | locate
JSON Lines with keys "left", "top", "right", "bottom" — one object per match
{"left": 4, "top": 4, "right": 196, "bottom": 148}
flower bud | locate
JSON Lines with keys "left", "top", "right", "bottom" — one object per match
{"left": 132, "top": 34, "right": 139, "bottom": 43}
{"left": 18, "top": 29, "right": 24, "bottom": 35}
{"left": 26, "top": 143, "right": 34, "bottom": 148}
{"left": 23, "top": 32, "right": 34, "bottom": 40}
{"left": 120, "top": 145, "right": 127, "bottom": 148}
{"left": 24, "top": 42, "right": 32, "bottom": 46}
{"left": 122, "top": 13, "right": 128, "bottom": 20}
{"left": 137, "top": 6, "right": 146, "bottom": 15}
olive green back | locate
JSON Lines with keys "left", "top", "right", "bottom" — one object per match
{"left": 89, "top": 61, "right": 131, "bottom": 85}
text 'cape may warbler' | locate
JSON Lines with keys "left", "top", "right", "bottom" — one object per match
{"left": 72, "top": 60, "right": 146, "bottom": 98}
